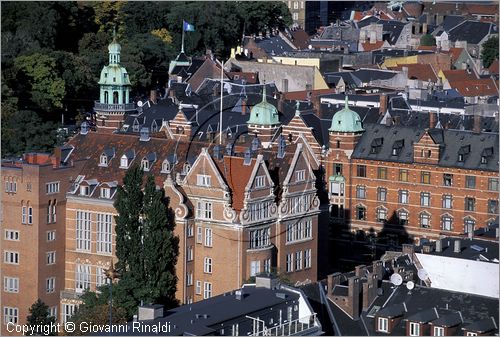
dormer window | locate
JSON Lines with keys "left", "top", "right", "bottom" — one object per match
{"left": 161, "top": 160, "right": 171, "bottom": 173}
{"left": 296, "top": 170, "right": 306, "bottom": 182}
{"left": 458, "top": 154, "right": 464, "bottom": 162}
{"left": 100, "top": 187, "right": 111, "bottom": 199}
{"left": 120, "top": 155, "right": 128, "bottom": 168}
{"left": 141, "top": 158, "right": 150, "bottom": 171}
{"left": 100, "top": 154, "right": 108, "bottom": 166}
{"left": 182, "top": 163, "right": 191, "bottom": 174}
{"left": 104, "top": 73, "right": 108, "bottom": 78}
{"left": 196, "top": 174, "right": 211, "bottom": 187}
{"left": 377, "top": 317, "right": 388, "bottom": 333}
{"left": 80, "top": 186, "right": 90, "bottom": 196}
{"left": 481, "top": 156, "right": 487, "bottom": 164}
{"left": 409, "top": 322, "right": 420, "bottom": 336}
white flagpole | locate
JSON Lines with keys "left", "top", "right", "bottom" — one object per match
{"left": 219, "top": 60, "right": 224, "bottom": 145}
{"left": 181, "top": 20, "right": 185, "bottom": 53}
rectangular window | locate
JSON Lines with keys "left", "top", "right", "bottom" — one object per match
{"left": 442, "top": 216, "right": 453, "bottom": 231}
{"left": 399, "top": 169, "right": 409, "bottom": 182}
{"left": 46, "top": 182, "right": 60, "bottom": 194}
{"left": 356, "top": 206, "right": 366, "bottom": 220}
{"left": 46, "top": 277, "right": 55, "bottom": 293}
{"left": 49, "top": 306, "right": 57, "bottom": 319}
{"left": 22, "top": 206, "right": 27, "bottom": 224}
{"left": 420, "top": 192, "right": 430, "bottom": 207}
{"left": 187, "top": 224, "right": 194, "bottom": 237}
{"left": 293, "top": 1, "right": 298, "bottom": 9}
{"left": 357, "top": 165, "right": 366, "bottom": 177}
{"left": 4, "top": 251, "right": 19, "bottom": 264}
{"left": 250, "top": 227, "right": 271, "bottom": 248}
{"left": 76, "top": 211, "right": 91, "bottom": 251}
{"left": 488, "top": 200, "right": 498, "bottom": 214}
{"left": 62, "top": 304, "right": 75, "bottom": 324}
{"left": 399, "top": 190, "right": 409, "bottom": 204}
{"left": 295, "top": 251, "right": 302, "bottom": 270}
{"left": 3, "top": 277, "right": 19, "bottom": 293}
{"left": 465, "top": 176, "right": 476, "bottom": 189}
{"left": 186, "top": 272, "right": 193, "bottom": 286}
{"left": 442, "top": 195, "right": 452, "bottom": 209}
{"left": 28, "top": 207, "right": 33, "bottom": 224}
{"left": 26, "top": 182, "right": 32, "bottom": 192}
{"left": 203, "top": 282, "right": 212, "bottom": 299}
{"left": 334, "top": 163, "right": 343, "bottom": 175}
{"left": 488, "top": 178, "right": 499, "bottom": 191}
{"left": 4, "top": 230, "right": 19, "bottom": 241}
{"left": 195, "top": 281, "right": 201, "bottom": 295}
{"left": 255, "top": 175, "right": 265, "bottom": 188}
{"left": 187, "top": 246, "right": 193, "bottom": 261}
{"left": 196, "top": 174, "right": 212, "bottom": 187}
{"left": 443, "top": 173, "right": 453, "bottom": 186}
{"left": 465, "top": 197, "right": 475, "bottom": 211}
{"left": 296, "top": 170, "right": 306, "bottom": 182}
{"left": 304, "top": 249, "right": 312, "bottom": 269}
{"left": 3, "top": 307, "right": 18, "bottom": 324}
{"left": 409, "top": 322, "right": 420, "bottom": 336}
{"left": 46, "top": 251, "right": 56, "bottom": 265}
{"left": 378, "top": 317, "right": 388, "bottom": 332}
{"left": 204, "top": 257, "right": 212, "bottom": 273}
{"left": 434, "top": 327, "right": 444, "bottom": 336}
{"left": 196, "top": 226, "right": 202, "bottom": 243}
{"left": 377, "top": 208, "right": 387, "bottom": 222}
{"left": 421, "top": 171, "right": 431, "bottom": 184}
{"left": 100, "top": 188, "right": 111, "bottom": 199}
{"left": 286, "top": 253, "right": 293, "bottom": 272}
{"left": 377, "top": 188, "right": 387, "bottom": 202}
{"left": 264, "top": 259, "right": 271, "bottom": 273}
{"left": 47, "top": 202, "right": 57, "bottom": 224}
{"left": 96, "top": 267, "right": 110, "bottom": 288}
{"left": 97, "top": 213, "right": 112, "bottom": 254}
{"left": 196, "top": 201, "right": 213, "bottom": 220}
{"left": 286, "top": 220, "right": 312, "bottom": 243}
{"left": 250, "top": 260, "right": 261, "bottom": 277}
{"left": 377, "top": 167, "right": 387, "bottom": 180}
{"left": 47, "top": 230, "right": 56, "bottom": 242}
{"left": 80, "top": 185, "right": 90, "bottom": 196}
{"left": 75, "top": 264, "right": 91, "bottom": 291}
{"left": 204, "top": 228, "right": 212, "bottom": 247}
{"left": 420, "top": 213, "right": 430, "bottom": 228}
{"left": 356, "top": 185, "right": 366, "bottom": 199}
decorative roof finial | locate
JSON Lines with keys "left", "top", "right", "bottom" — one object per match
{"left": 262, "top": 82, "right": 267, "bottom": 103}
{"left": 295, "top": 100, "right": 300, "bottom": 116}
{"left": 113, "top": 25, "right": 116, "bottom": 41}
{"left": 345, "top": 95, "right": 349, "bottom": 109}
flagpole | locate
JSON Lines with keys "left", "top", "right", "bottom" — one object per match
{"left": 219, "top": 60, "right": 224, "bottom": 145}
{"left": 181, "top": 20, "right": 185, "bottom": 53}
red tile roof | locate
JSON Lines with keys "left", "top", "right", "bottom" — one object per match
{"left": 417, "top": 45, "right": 437, "bottom": 51}
{"left": 450, "top": 78, "right": 498, "bottom": 97}
{"left": 291, "top": 29, "right": 310, "bottom": 50}
{"left": 442, "top": 69, "right": 477, "bottom": 82}
{"left": 361, "top": 40, "right": 385, "bottom": 52}
{"left": 389, "top": 63, "right": 438, "bottom": 82}
{"left": 282, "top": 88, "right": 336, "bottom": 101}
{"left": 447, "top": 48, "right": 464, "bottom": 62}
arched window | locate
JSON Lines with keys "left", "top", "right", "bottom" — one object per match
{"left": 419, "top": 212, "right": 430, "bottom": 228}
{"left": 113, "top": 91, "right": 119, "bottom": 104}
{"left": 100, "top": 154, "right": 108, "bottom": 166}
{"left": 104, "top": 91, "right": 109, "bottom": 104}
{"left": 183, "top": 163, "right": 191, "bottom": 174}
{"left": 120, "top": 155, "right": 128, "bottom": 168}
{"left": 161, "top": 160, "right": 171, "bottom": 173}
{"left": 141, "top": 158, "right": 149, "bottom": 171}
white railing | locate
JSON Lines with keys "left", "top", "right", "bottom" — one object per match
{"left": 250, "top": 313, "right": 320, "bottom": 336}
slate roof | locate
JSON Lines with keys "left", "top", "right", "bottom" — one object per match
{"left": 415, "top": 238, "right": 499, "bottom": 263}
{"left": 351, "top": 124, "right": 499, "bottom": 171}
{"left": 448, "top": 20, "right": 497, "bottom": 44}
{"left": 248, "top": 35, "right": 295, "bottom": 56}
{"left": 441, "top": 15, "right": 466, "bottom": 32}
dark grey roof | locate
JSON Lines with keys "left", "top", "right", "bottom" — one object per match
{"left": 351, "top": 69, "right": 398, "bottom": 83}
{"left": 377, "top": 303, "right": 406, "bottom": 318}
{"left": 405, "top": 307, "right": 439, "bottom": 323}
{"left": 441, "top": 15, "right": 466, "bottom": 32}
{"left": 332, "top": 285, "right": 349, "bottom": 296}
{"left": 251, "top": 35, "right": 295, "bottom": 56}
{"left": 416, "top": 238, "right": 499, "bottom": 262}
{"left": 463, "top": 317, "right": 498, "bottom": 333}
{"left": 448, "top": 20, "right": 497, "bottom": 44}
{"left": 381, "top": 20, "right": 407, "bottom": 45}
{"left": 431, "top": 311, "right": 462, "bottom": 327}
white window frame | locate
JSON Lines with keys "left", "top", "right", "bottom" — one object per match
{"left": 28, "top": 206, "right": 33, "bottom": 224}
{"left": 250, "top": 260, "right": 261, "bottom": 277}
{"left": 3, "top": 306, "right": 18, "bottom": 324}
{"left": 4, "top": 251, "right": 19, "bottom": 265}
{"left": 62, "top": 304, "right": 75, "bottom": 324}
{"left": 264, "top": 259, "right": 271, "bottom": 273}
{"left": 96, "top": 213, "right": 112, "bottom": 255}
{"left": 120, "top": 155, "right": 128, "bottom": 168}
{"left": 80, "top": 185, "right": 90, "bottom": 196}
{"left": 196, "top": 174, "right": 212, "bottom": 187}
{"left": 286, "top": 253, "right": 293, "bottom": 273}
{"left": 96, "top": 267, "right": 110, "bottom": 288}
{"left": 187, "top": 224, "right": 194, "bottom": 237}
{"left": 186, "top": 272, "right": 193, "bottom": 286}
{"left": 195, "top": 281, "right": 201, "bottom": 295}
{"left": 46, "top": 182, "right": 60, "bottom": 194}
{"left": 3, "top": 277, "right": 19, "bottom": 293}
{"left": 203, "top": 282, "right": 212, "bottom": 299}
{"left": 255, "top": 175, "right": 265, "bottom": 188}
{"left": 22, "top": 206, "right": 27, "bottom": 224}
{"left": 409, "top": 322, "right": 420, "bottom": 336}
{"left": 204, "top": 257, "right": 212, "bottom": 273}
{"left": 49, "top": 306, "right": 57, "bottom": 319}
{"left": 4, "top": 230, "right": 19, "bottom": 241}
{"left": 295, "top": 251, "right": 303, "bottom": 270}
{"left": 378, "top": 317, "right": 388, "bottom": 332}
{"left": 434, "top": 326, "right": 444, "bottom": 336}
{"left": 187, "top": 246, "right": 193, "bottom": 261}
{"left": 46, "top": 251, "right": 56, "bottom": 265}
{"left": 100, "top": 187, "right": 111, "bottom": 199}
{"left": 75, "top": 264, "right": 91, "bottom": 291}
{"left": 196, "top": 201, "right": 213, "bottom": 220}
{"left": 47, "top": 230, "right": 56, "bottom": 242}
{"left": 304, "top": 249, "right": 312, "bottom": 269}
{"left": 296, "top": 170, "right": 306, "bottom": 182}
{"left": 204, "top": 228, "right": 212, "bottom": 247}
{"left": 76, "top": 211, "right": 91, "bottom": 251}
{"left": 46, "top": 277, "right": 55, "bottom": 293}
{"left": 196, "top": 226, "right": 203, "bottom": 243}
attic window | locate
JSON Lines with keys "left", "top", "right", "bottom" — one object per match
{"left": 104, "top": 73, "right": 108, "bottom": 78}
{"left": 120, "top": 155, "right": 128, "bottom": 169}
{"left": 100, "top": 154, "right": 108, "bottom": 166}
{"left": 370, "top": 137, "right": 383, "bottom": 154}
{"left": 100, "top": 187, "right": 111, "bottom": 199}
{"left": 182, "top": 163, "right": 191, "bottom": 175}
{"left": 161, "top": 160, "right": 171, "bottom": 173}
{"left": 141, "top": 158, "right": 150, "bottom": 171}
{"left": 458, "top": 154, "right": 464, "bottom": 162}
{"left": 481, "top": 156, "right": 487, "bottom": 164}
{"left": 113, "top": 77, "right": 116, "bottom": 82}
{"left": 80, "top": 185, "right": 90, "bottom": 196}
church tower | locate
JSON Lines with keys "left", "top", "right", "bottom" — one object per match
{"left": 95, "top": 32, "right": 135, "bottom": 133}
{"left": 247, "top": 84, "right": 281, "bottom": 146}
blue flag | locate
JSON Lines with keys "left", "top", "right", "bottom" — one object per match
{"left": 183, "top": 20, "right": 195, "bottom": 32}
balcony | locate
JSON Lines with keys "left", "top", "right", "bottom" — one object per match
{"left": 249, "top": 313, "right": 322, "bottom": 336}
{"left": 94, "top": 101, "right": 136, "bottom": 112}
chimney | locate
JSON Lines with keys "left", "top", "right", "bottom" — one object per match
{"left": 348, "top": 277, "right": 361, "bottom": 320}
{"left": 282, "top": 78, "right": 289, "bottom": 93}
{"left": 379, "top": 94, "right": 387, "bottom": 115}
{"left": 150, "top": 90, "right": 157, "bottom": 104}
{"left": 429, "top": 111, "right": 437, "bottom": 128}
{"left": 235, "top": 289, "right": 244, "bottom": 300}
{"left": 394, "top": 116, "right": 401, "bottom": 125}
{"left": 138, "top": 305, "right": 164, "bottom": 321}
{"left": 241, "top": 98, "right": 247, "bottom": 115}
{"left": 423, "top": 22, "right": 428, "bottom": 34}
{"left": 362, "top": 273, "right": 379, "bottom": 311}
{"left": 355, "top": 265, "right": 366, "bottom": 278}
{"left": 372, "top": 260, "right": 383, "bottom": 280}
{"left": 312, "top": 94, "right": 321, "bottom": 114}
{"left": 454, "top": 240, "right": 461, "bottom": 253}
{"left": 422, "top": 244, "right": 432, "bottom": 253}
{"left": 402, "top": 66, "right": 409, "bottom": 78}
{"left": 369, "top": 30, "right": 376, "bottom": 44}
{"left": 402, "top": 244, "right": 414, "bottom": 256}
{"left": 435, "top": 239, "right": 442, "bottom": 252}
{"left": 468, "top": 229, "right": 474, "bottom": 240}
{"left": 327, "top": 272, "right": 342, "bottom": 295}
{"left": 473, "top": 114, "right": 481, "bottom": 134}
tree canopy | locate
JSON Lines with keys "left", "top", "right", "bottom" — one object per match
{"left": 420, "top": 34, "right": 436, "bottom": 47}
{"left": 26, "top": 299, "right": 57, "bottom": 336}
{"left": 481, "top": 36, "right": 499, "bottom": 68}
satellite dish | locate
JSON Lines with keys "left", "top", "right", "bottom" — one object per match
{"left": 417, "top": 269, "right": 429, "bottom": 281}
{"left": 308, "top": 44, "right": 313, "bottom": 50}
{"left": 137, "top": 101, "right": 143, "bottom": 107}
{"left": 224, "top": 82, "right": 232, "bottom": 94}
{"left": 406, "top": 281, "right": 415, "bottom": 290}
{"left": 390, "top": 273, "right": 403, "bottom": 286}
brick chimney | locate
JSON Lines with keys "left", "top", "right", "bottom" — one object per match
{"left": 348, "top": 277, "right": 361, "bottom": 320}
{"left": 362, "top": 273, "right": 379, "bottom": 311}
{"left": 372, "top": 260, "right": 383, "bottom": 280}
{"left": 355, "top": 265, "right": 366, "bottom": 278}
{"left": 150, "top": 90, "right": 157, "bottom": 104}
{"left": 327, "top": 272, "right": 342, "bottom": 295}
{"left": 454, "top": 240, "right": 461, "bottom": 253}
{"left": 473, "top": 114, "right": 481, "bottom": 134}
{"left": 241, "top": 98, "right": 247, "bottom": 115}
{"left": 312, "top": 93, "right": 322, "bottom": 115}
{"left": 379, "top": 94, "right": 388, "bottom": 115}
{"left": 429, "top": 111, "right": 437, "bottom": 128}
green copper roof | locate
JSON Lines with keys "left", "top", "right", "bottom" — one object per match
{"left": 247, "top": 85, "right": 280, "bottom": 126}
{"left": 329, "top": 96, "right": 364, "bottom": 133}
{"left": 99, "top": 65, "right": 131, "bottom": 86}
{"left": 329, "top": 174, "right": 345, "bottom": 182}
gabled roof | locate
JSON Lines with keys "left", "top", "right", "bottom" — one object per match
{"left": 448, "top": 20, "right": 497, "bottom": 44}
{"left": 389, "top": 63, "right": 438, "bottom": 82}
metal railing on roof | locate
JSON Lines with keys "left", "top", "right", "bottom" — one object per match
{"left": 249, "top": 313, "right": 321, "bottom": 336}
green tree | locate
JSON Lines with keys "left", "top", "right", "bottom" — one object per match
{"left": 26, "top": 299, "right": 56, "bottom": 336}
{"left": 481, "top": 36, "right": 499, "bottom": 68}
{"left": 420, "top": 34, "right": 436, "bottom": 46}
{"left": 142, "top": 175, "right": 179, "bottom": 307}
{"left": 14, "top": 53, "right": 66, "bottom": 111}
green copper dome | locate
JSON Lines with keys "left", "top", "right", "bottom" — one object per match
{"left": 329, "top": 96, "right": 364, "bottom": 133}
{"left": 108, "top": 39, "right": 121, "bottom": 54}
{"left": 99, "top": 65, "right": 131, "bottom": 86}
{"left": 247, "top": 85, "right": 280, "bottom": 126}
